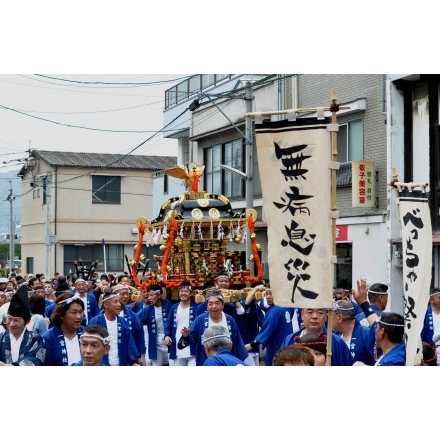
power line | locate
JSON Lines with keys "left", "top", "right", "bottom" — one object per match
{"left": 32, "top": 104, "right": 189, "bottom": 187}
{"left": 33, "top": 74, "right": 193, "bottom": 87}
{"left": 0, "top": 102, "right": 176, "bottom": 133}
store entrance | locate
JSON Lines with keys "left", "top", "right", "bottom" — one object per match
{"left": 335, "top": 242, "right": 352, "bottom": 288}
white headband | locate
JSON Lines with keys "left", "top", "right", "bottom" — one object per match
{"left": 148, "top": 289, "right": 161, "bottom": 295}
{"left": 378, "top": 317, "right": 404, "bottom": 327}
{"left": 333, "top": 302, "right": 354, "bottom": 312}
{"left": 368, "top": 289, "right": 388, "bottom": 295}
{"left": 81, "top": 333, "right": 111, "bottom": 345}
{"left": 102, "top": 293, "right": 119, "bottom": 303}
{"left": 205, "top": 292, "right": 224, "bottom": 303}
{"left": 112, "top": 287, "right": 130, "bottom": 294}
{"left": 57, "top": 296, "right": 81, "bottom": 306}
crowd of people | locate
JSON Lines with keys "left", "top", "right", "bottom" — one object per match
{"left": 0, "top": 270, "right": 438, "bottom": 366}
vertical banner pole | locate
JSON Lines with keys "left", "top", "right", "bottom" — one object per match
{"left": 326, "top": 90, "right": 339, "bottom": 366}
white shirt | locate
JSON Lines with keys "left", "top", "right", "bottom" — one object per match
{"left": 75, "top": 293, "right": 88, "bottom": 323}
{"left": 208, "top": 312, "right": 229, "bottom": 334}
{"left": 64, "top": 334, "right": 81, "bottom": 365}
{"left": 106, "top": 317, "right": 119, "bottom": 366}
{"left": 10, "top": 328, "right": 26, "bottom": 362}
{"left": 176, "top": 304, "right": 191, "bottom": 358}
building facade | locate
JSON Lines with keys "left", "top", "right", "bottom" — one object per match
{"left": 163, "top": 74, "right": 393, "bottom": 308}
{"left": 18, "top": 150, "right": 176, "bottom": 276}
{"left": 388, "top": 74, "right": 440, "bottom": 312}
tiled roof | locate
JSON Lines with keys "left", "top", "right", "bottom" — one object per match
{"left": 29, "top": 150, "right": 177, "bottom": 171}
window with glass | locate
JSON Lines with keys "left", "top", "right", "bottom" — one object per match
{"left": 63, "top": 244, "right": 125, "bottom": 275}
{"left": 164, "top": 174, "right": 169, "bottom": 194}
{"left": 337, "top": 119, "right": 363, "bottom": 162}
{"left": 26, "top": 257, "right": 33, "bottom": 275}
{"left": 43, "top": 177, "right": 47, "bottom": 205}
{"left": 204, "top": 139, "right": 245, "bottom": 198}
{"left": 182, "top": 138, "right": 190, "bottom": 165}
{"left": 92, "top": 176, "right": 121, "bottom": 204}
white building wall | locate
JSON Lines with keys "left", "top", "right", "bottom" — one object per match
{"left": 387, "top": 75, "right": 432, "bottom": 315}
{"left": 338, "top": 215, "right": 391, "bottom": 307}
{"left": 21, "top": 164, "right": 161, "bottom": 275}
{"left": 412, "top": 82, "right": 430, "bottom": 182}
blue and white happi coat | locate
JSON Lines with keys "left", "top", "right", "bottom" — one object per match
{"left": 42, "top": 325, "right": 84, "bottom": 366}
{"left": 0, "top": 329, "right": 46, "bottom": 366}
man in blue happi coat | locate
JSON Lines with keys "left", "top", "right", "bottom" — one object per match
{"left": 202, "top": 325, "right": 248, "bottom": 366}
{"left": 0, "top": 285, "right": 46, "bottom": 366}
{"left": 113, "top": 283, "right": 145, "bottom": 360}
{"left": 372, "top": 312, "right": 406, "bottom": 366}
{"left": 281, "top": 307, "right": 354, "bottom": 366}
{"left": 354, "top": 282, "right": 388, "bottom": 326}
{"left": 420, "top": 288, "right": 440, "bottom": 364}
{"left": 245, "top": 287, "right": 302, "bottom": 366}
{"left": 72, "top": 324, "right": 111, "bottom": 366}
{"left": 136, "top": 284, "right": 172, "bottom": 366}
{"left": 89, "top": 290, "right": 140, "bottom": 366}
{"left": 179, "top": 290, "right": 248, "bottom": 366}
{"left": 332, "top": 299, "right": 375, "bottom": 365}
{"left": 164, "top": 281, "right": 199, "bottom": 366}
{"left": 73, "top": 278, "right": 100, "bottom": 325}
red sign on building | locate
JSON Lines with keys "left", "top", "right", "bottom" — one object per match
{"left": 336, "top": 225, "right": 348, "bottom": 241}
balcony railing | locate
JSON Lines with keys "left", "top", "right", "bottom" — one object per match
{"left": 165, "top": 74, "right": 234, "bottom": 109}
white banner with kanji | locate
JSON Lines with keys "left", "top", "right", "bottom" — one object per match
{"left": 255, "top": 118, "right": 333, "bottom": 308}
{"left": 398, "top": 184, "right": 432, "bottom": 366}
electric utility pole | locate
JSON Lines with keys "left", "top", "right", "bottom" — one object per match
{"left": 244, "top": 82, "right": 254, "bottom": 272}
{"left": 7, "top": 181, "right": 15, "bottom": 274}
